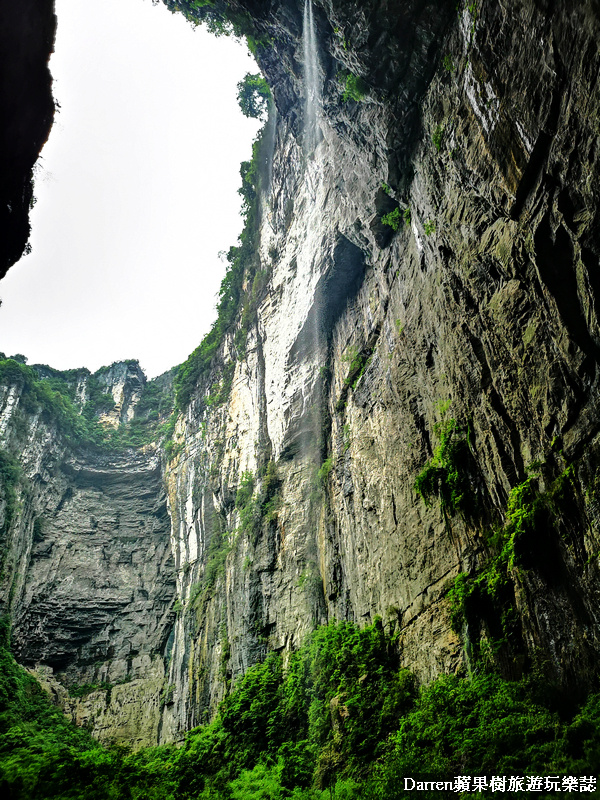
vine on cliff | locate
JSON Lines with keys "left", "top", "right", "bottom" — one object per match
{"left": 414, "top": 416, "right": 475, "bottom": 516}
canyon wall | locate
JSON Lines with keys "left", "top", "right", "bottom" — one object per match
{"left": 2, "top": 0, "right": 600, "bottom": 747}
{"left": 0, "top": 363, "right": 176, "bottom": 748}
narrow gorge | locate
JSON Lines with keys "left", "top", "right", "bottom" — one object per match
{"left": 2, "top": 0, "right": 600, "bottom": 796}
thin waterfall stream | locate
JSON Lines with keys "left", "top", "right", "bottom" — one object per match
{"left": 299, "top": 0, "right": 326, "bottom": 469}
{"left": 303, "top": 0, "right": 321, "bottom": 155}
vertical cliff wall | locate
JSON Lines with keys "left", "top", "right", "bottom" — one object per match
{"left": 158, "top": 0, "right": 600, "bottom": 740}
{"left": 0, "top": 362, "right": 176, "bottom": 748}
{"left": 3, "top": 0, "right": 600, "bottom": 750}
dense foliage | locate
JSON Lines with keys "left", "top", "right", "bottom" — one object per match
{"left": 162, "top": 0, "right": 268, "bottom": 54}
{"left": 2, "top": 617, "right": 600, "bottom": 799}
{"left": 0, "top": 358, "right": 174, "bottom": 453}
{"left": 237, "top": 73, "right": 271, "bottom": 119}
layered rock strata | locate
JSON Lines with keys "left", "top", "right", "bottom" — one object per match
{"left": 0, "top": 367, "right": 176, "bottom": 748}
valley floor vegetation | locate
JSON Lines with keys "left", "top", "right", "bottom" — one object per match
{"left": 1, "top": 617, "right": 600, "bottom": 799}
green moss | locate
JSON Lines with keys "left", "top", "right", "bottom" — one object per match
{"left": 317, "top": 457, "right": 334, "bottom": 487}
{"left": 432, "top": 123, "right": 444, "bottom": 152}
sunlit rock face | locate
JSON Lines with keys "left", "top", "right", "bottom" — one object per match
{"left": 159, "top": 0, "right": 600, "bottom": 740}
{"left": 96, "top": 361, "right": 146, "bottom": 427}
{"left": 4, "top": 0, "right": 600, "bottom": 747}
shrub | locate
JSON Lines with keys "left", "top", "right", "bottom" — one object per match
{"left": 342, "top": 73, "right": 368, "bottom": 102}
{"left": 381, "top": 207, "right": 401, "bottom": 231}
{"left": 414, "top": 417, "right": 473, "bottom": 515}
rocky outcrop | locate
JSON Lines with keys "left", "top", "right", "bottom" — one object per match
{"left": 158, "top": 0, "right": 600, "bottom": 739}
{"left": 3, "top": 0, "right": 600, "bottom": 749}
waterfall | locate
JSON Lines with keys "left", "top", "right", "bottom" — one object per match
{"left": 303, "top": 0, "right": 321, "bottom": 154}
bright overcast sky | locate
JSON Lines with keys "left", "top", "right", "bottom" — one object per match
{"left": 0, "top": 0, "right": 261, "bottom": 378}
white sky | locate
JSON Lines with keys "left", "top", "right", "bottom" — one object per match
{"left": 0, "top": 0, "right": 261, "bottom": 378}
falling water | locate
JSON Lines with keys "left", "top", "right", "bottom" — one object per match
{"left": 303, "top": 0, "right": 321, "bottom": 154}
{"left": 298, "top": 0, "right": 327, "bottom": 482}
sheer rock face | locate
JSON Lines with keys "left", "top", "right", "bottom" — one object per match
{"left": 0, "top": 369, "right": 176, "bottom": 749}
{"left": 159, "top": 0, "right": 600, "bottom": 739}
{"left": 4, "top": 0, "right": 600, "bottom": 747}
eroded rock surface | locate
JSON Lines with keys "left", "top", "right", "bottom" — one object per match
{"left": 3, "top": 0, "right": 600, "bottom": 747}
{"left": 0, "top": 367, "right": 175, "bottom": 748}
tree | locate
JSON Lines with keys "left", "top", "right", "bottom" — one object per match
{"left": 237, "top": 73, "right": 271, "bottom": 119}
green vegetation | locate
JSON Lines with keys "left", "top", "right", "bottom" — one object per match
{"left": 317, "top": 457, "right": 333, "bottom": 487}
{"left": 446, "top": 463, "right": 579, "bottom": 665}
{"left": 341, "top": 73, "right": 368, "bottom": 102}
{"left": 381, "top": 207, "right": 401, "bottom": 231}
{"left": 432, "top": 123, "right": 444, "bottom": 152}
{"left": 423, "top": 219, "right": 436, "bottom": 236}
{"left": 414, "top": 416, "right": 473, "bottom": 515}
{"left": 381, "top": 206, "right": 411, "bottom": 231}
{"left": 442, "top": 54, "right": 455, "bottom": 73}
{"left": 2, "top": 615, "right": 600, "bottom": 799}
{"left": 342, "top": 346, "right": 370, "bottom": 390}
{"left": 237, "top": 73, "right": 271, "bottom": 119}
{"left": 0, "top": 358, "right": 175, "bottom": 462}
{"left": 163, "top": 0, "right": 269, "bottom": 50}
{"left": 67, "top": 682, "right": 112, "bottom": 698}
{"left": 190, "top": 464, "right": 282, "bottom": 613}
{"left": 206, "top": 362, "right": 235, "bottom": 408}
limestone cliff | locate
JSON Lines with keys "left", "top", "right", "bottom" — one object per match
{"left": 0, "top": 362, "right": 176, "bottom": 748}
{"left": 3, "top": 0, "right": 600, "bottom": 749}
{"left": 159, "top": 0, "right": 600, "bottom": 740}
